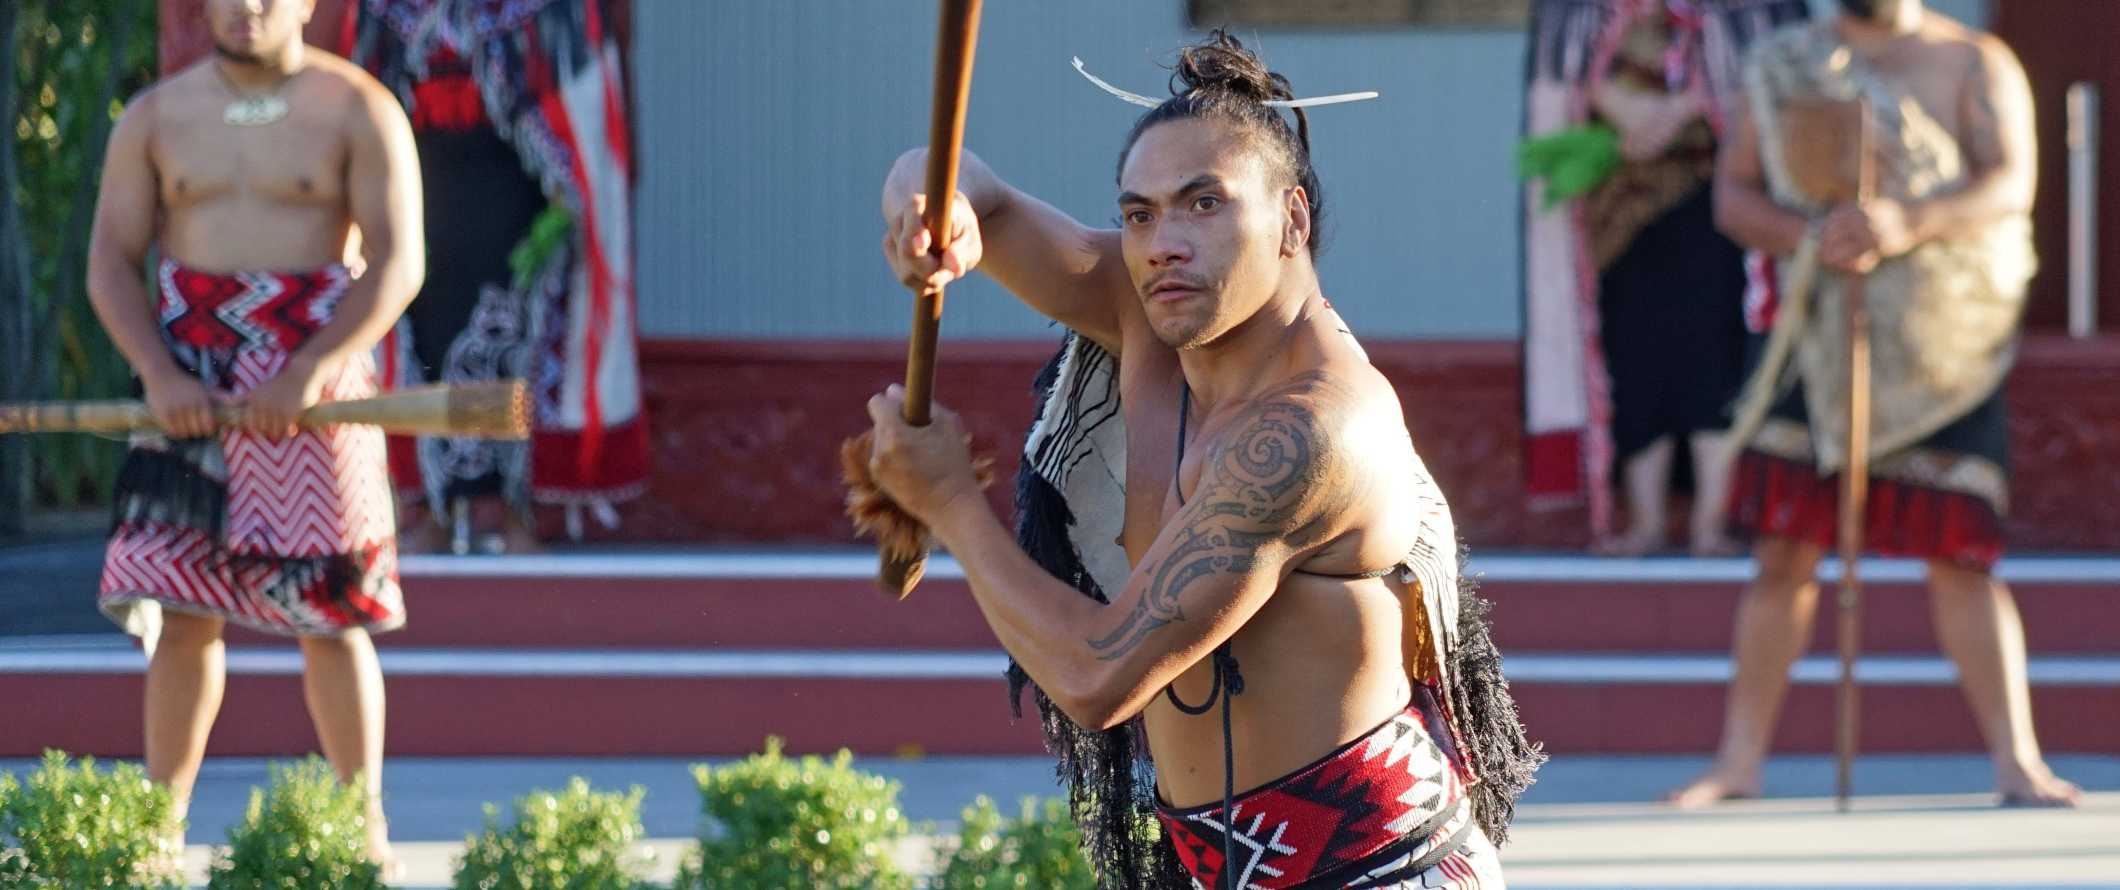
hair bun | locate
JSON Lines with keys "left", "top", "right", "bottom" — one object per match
{"left": 1172, "top": 30, "right": 1294, "bottom": 104}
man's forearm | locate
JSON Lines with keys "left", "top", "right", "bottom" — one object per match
{"left": 885, "top": 147, "right": 1013, "bottom": 221}
{"left": 929, "top": 495, "right": 1112, "bottom": 712}
{"left": 1715, "top": 178, "right": 1811, "bottom": 256}
{"left": 86, "top": 255, "right": 182, "bottom": 378}
{"left": 1905, "top": 170, "right": 2032, "bottom": 246}
{"left": 288, "top": 250, "right": 422, "bottom": 372}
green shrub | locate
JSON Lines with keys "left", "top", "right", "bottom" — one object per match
{"left": 932, "top": 796, "right": 1095, "bottom": 890}
{"left": 206, "top": 757, "right": 382, "bottom": 890}
{"left": 672, "top": 738, "right": 912, "bottom": 890}
{"left": 453, "top": 778, "right": 654, "bottom": 890}
{"left": 0, "top": 750, "right": 180, "bottom": 889}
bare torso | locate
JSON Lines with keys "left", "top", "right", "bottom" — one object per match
{"left": 1111, "top": 298, "right": 1429, "bottom": 808}
{"left": 147, "top": 54, "right": 372, "bottom": 272}
{"left": 1838, "top": 14, "right": 1985, "bottom": 155}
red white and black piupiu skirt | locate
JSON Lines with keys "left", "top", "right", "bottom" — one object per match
{"left": 99, "top": 259, "right": 403, "bottom": 640}
{"left": 1727, "top": 383, "right": 2010, "bottom": 572}
{"left": 1156, "top": 706, "right": 1503, "bottom": 889}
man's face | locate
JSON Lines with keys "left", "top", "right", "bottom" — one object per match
{"left": 207, "top": 0, "right": 313, "bottom": 65}
{"left": 1838, "top": 0, "right": 1920, "bottom": 25}
{"left": 1117, "top": 118, "right": 1303, "bottom": 350}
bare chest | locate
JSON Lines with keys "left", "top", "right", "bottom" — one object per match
{"left": 153, "top": 104, "right": 348, "bottom": 210}
{"left": 1114, "top": 351, "right": 1184, "bottom": 565}
{"left": 1860, "top": 48, "right": 1974, "bottom": 142}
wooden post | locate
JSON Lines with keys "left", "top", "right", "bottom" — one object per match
{"left": 1834, "top": 97, "right": 1876, "bottom": 814}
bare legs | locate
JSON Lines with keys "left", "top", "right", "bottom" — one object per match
{"left": 1667, "top": 537, "right": 1824, "bottom": 807}
{"left": 299, "top": 629, "right": 398, "bottom": 865}
{"left": 1686, "top": 431, "right": 1739, "bottom": 555}
{"left": 142, "top": 612, "right": 397, "bottom": 870}
{"left": 144, "top": 611, "right": 228, "bottom": 837}
{"left": 1598, "top": 438, "right": 1674, "bottom": 555}
{"left": 1596, "top": 432, "right": 1740, "bottom": 556}
{"left": 1669, "top": 545, "right": 2083, "bottom": 807}
{"left": 1926, "top": 563, "right": 2082, "bottom": 807}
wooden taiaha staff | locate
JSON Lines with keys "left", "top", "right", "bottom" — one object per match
{"left": 0, "top": 380, "right": 531, "bottom": 439}
{"left": 842, "top": 0, "right": 986, "bottom": 599}
{"left": 1835, "top": 97, "right": 1876, "bottom": 814}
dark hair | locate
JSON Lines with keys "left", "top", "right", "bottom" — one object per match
{"left": 1117, "top": 30, "right": 1328, "bottom": 259}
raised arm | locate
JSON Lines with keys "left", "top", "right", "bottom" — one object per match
{"left": 865, "top": 380, "right": 1352, "bottom": 731}
{"left": 882, "top": 148, "right": 1130, "bottom": 352}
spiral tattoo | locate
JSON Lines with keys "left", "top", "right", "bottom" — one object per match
{"left": 1087, "top": 384, "right": 1333, "bottom": 662}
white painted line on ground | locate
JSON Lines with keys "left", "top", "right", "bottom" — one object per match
{"left": 397, "top": 551, "right": 2120, "bottom": 584}
{"left": 1, "top": 647, "right": 2116, "bottom": 686}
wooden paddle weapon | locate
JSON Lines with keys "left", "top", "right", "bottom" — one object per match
{"left": 0, "top": 380, "right": 531, "bottom": 439}
{"left": 840, "top": 0, "right": 986, "bottom": 598}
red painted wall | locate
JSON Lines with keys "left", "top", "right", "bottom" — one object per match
{"left": 1991, "top": 0, "right": 2120, "bottom": 333}
{"left": 616, "top": 336, "right": 2120, "bottom": 552}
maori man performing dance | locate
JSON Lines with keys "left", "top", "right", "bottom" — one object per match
{"left": 865, "top": 33, "right": 1539, "bottom": 888}
{"left": 1669, "top": 0, "right": 2081, "bottom": 807}
{"left": 84, "top": 0, "right": 423, "bottom": 868}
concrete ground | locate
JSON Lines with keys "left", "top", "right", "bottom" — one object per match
{"left": 3, "top": 753, "right": 2111, "bottom": 888}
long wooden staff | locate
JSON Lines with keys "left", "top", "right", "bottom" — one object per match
{"left": 0, "top": 380, "right": 530, "bottom": 439}
{"left": 844, "top": 0, "right": 985, "bottom": 598}
{"left": 1835, "top": 97, "right": 1875, "bottom": 814}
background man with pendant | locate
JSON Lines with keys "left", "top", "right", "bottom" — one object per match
{"left": 84, "top": 0, "right": 423, "bottom": 874}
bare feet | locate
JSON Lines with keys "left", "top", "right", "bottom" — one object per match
{"left": 143, "top": 827, "right": 186, "bottom": 885}
{"left": 1665, "top": 767, "right": 1762, "bottom": 809}
{"left": 365, "top": 811, "right": 404, "bottom": 881}
{"left": 1998, "top": 764, "right": 2084, "bottom": 808}
{"left": 1594, "top": 526, "right": 1667, "bottom": 557}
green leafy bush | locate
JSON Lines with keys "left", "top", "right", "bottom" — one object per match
{"left": 453, "top": 778, "right": 654, "bottom": 890}
{"left": 206, "top": 757, "right": 382, "bottom": 890}
{"left": 0, "top": 750, "right": 180, "bottom": 889}
{"left": 932, "top": 796, "right": 1095, "bottom": 890}
{"left": 672, "top": 738, "right": 912, "bottom": 890}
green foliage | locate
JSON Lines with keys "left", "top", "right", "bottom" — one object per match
{"left": 453, "top": 778, "right": 655, "bottom": 890}
{"left": 673, "top": 738, "right": 913, "bottom": 890}
{"left": 205, "top": 758, "right": 383, "bottom": 890}
{"left": 931, "top": 797, "right": 1095, "bottom": 890}
{"left": 0, "top": 750, "right": 182, "bottom": 889}
{"left": 3, "top": 1, "right": 158, "bottom": 508}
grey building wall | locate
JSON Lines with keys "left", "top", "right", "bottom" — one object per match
{"left": 630, "top": 0, "right": 1986, "bottom": 341}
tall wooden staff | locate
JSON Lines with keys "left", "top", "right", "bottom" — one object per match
{"left": 1835, "top": 97, "right": 1876, "bottom": 813}
{"left": 842, "top": 0, "right": 985, "bottom": 597}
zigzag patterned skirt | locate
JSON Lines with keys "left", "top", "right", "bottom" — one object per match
{"left": 1156, "top": 706, "right": 1503, "bottom": 889}
{"left": 99, "top": 259, "right": 403, "bottom": 639}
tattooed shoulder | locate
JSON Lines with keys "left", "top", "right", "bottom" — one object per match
{"left": 1085, "top": 376, "right": 1349, "bottom": 662}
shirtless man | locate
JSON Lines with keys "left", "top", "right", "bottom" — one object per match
{"left": 1669, "top": 0, "right": 2081, "bottom": 807}
{"left": 85, "top": 0, "right": 423, "bottom": 868}
{"left": 864, "top": 34, "right": 1515, "bottom": 888}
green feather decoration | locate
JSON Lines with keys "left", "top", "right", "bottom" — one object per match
{"left": 1517, "top": 124, "right": 1622, "bottom": 211}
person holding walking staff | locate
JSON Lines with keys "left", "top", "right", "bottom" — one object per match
{"left": 1668, "top": 0, "right": 2080, "bottom": 808}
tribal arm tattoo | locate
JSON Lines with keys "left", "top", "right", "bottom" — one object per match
{"left": 1086, "top": 388, "right": 1339, "bottom": 665}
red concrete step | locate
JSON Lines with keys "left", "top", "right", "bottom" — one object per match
{"left": 5, "top": 645, "right": 2114, "bottom": 758}
{"left": 256, "top": 553, "right": 2120, "bottom": 654}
